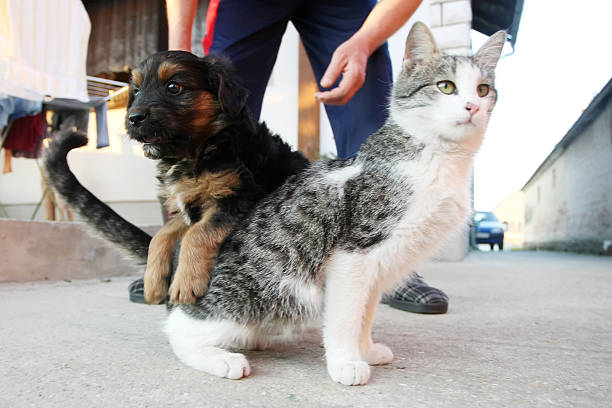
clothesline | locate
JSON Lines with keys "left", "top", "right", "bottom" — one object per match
{"left": 86, "top": 76, "right": 130, "bottom": 101}
{"left": 1, "top": 74, "right": 129, "bottom": 162}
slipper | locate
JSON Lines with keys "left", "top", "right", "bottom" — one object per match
{"left": 128, "top": 277, "right": 146, "bottom": 304}
{"left": 381, "top": 272, "right": 449, "bottom": 314}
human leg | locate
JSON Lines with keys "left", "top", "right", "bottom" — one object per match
{"left": 206, "top": 0, "right": 297, "bottom": 119}
{"left": 291, "top": 0, "right": 392, "bottom": 158}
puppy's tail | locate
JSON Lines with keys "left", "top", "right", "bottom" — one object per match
{"left": 43, "top": 127, "right": 151, "bottom": 263}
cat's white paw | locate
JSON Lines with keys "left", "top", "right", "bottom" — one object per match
{"left": 363, "top": 343, "right": 393, "bottom": 365}
{"left": 208, "top": 352, "right": 251, "bottom": 379}
{"left": 328, "top": 360, "right": 371, "bottom": 386}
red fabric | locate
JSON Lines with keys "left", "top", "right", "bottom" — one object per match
{"left": 3, "top": 112, "right": 44, "bottom": 152}
{"left": 202, "top": 0, "right": 221, "bottom": 55}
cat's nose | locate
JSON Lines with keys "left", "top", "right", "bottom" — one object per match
{"left": 465, "top": 102, "right": 479, "bottom": 117}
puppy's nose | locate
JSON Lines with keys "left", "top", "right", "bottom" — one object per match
{"left": 128, "top": 109, "right": 148, "bottom": 125}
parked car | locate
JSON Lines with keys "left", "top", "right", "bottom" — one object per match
{"left": 473, "top": 211, "right": 505, "bottom": 250}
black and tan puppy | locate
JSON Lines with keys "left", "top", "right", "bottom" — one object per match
{"left": 44, "top": 51, "right": 309, "bottom": 304}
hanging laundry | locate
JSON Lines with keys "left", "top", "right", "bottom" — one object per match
{"left": 12, "top": 107, "right": 49, "bottom": 159}
{"left": 94, "top": 102, "right": 109, "bottom": 148}
{"left": 3, "top": 111, "right": 46, "bottom": 158}
{"left": 0, "top": 97, "right": 15, "bottom": 130}
{"left": 0, "top": 0, "right": 90, "bottom": 102}
{"left": 9, "top": 98, "right": 43, "bottom": 121}
{"left": 0, "top": 96, "right": 42, "bottom": 132}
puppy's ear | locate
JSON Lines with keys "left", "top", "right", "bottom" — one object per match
{"left": 204, "top": 55, "right": 250, "bottom": 118}
{"left": 216, "top": 72, "right": 249, "bottom": 118}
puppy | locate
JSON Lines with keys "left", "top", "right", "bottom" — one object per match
{"left": 44, "top": 51, "right": 309, "bottom": 304}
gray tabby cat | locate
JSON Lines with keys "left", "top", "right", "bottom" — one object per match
{"left": 167, "top": 22, "right": 506, "bottom": 386}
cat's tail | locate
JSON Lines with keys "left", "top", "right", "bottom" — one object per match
{"left": 43, "top": 127, "right": 151, "bottom": 263}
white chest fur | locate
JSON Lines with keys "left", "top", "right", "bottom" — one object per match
{"left": 369, "top": 148, "right": 473, "bottom": 289}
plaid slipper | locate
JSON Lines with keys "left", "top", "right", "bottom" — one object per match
{"left": 382, "top": 272, "right": 449, "bottom": 314}
{"left": 128, "top": 278, "right": 146, "bottom": 304}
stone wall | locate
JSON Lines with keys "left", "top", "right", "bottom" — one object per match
{"left": 523, "top": 98, "right": 612, "bottom": 255}
{"left": 430, "top": 0, "right": 473, "bottom": 56}
{"left": 0, "top": 219, "right": 159, "bottom": 283}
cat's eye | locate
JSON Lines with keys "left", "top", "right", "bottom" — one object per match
{"left": 132, "top": 87, "right": 140, "bottom": 96}
{"left": 477, "top": 84, "right": 490, "bottom": 97}
{"left": 437, "top": 81, "right": 456, "bottom": 95}
{"left": 167, "top": 81, "right": 182, "bottom": 95}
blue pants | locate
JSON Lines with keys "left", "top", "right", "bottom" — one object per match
{"left": 205, "top": 0, "right": 393, "bottom": 159}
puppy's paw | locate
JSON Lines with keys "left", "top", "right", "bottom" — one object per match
{"left": 208, "top": 352, "right": 251, "bottom": 380}
{"left": 327, "top": 360, "right": 370, "bottom": 386}
{"left": 143, "top": 268, "right": 169, "bottom": 305}
{"left": 363, "top": 343, "right": 393, "bottom": 366}
{"left": 168, "top": 265, "right": 208, "bottom": 304}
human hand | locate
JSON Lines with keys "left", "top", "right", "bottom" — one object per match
{"left": 315, "top": 36, "right": 372, "bottom": 105}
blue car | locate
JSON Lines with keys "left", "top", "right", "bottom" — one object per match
{"left": 473, "top": 211, "right": 504, "bottom": 250}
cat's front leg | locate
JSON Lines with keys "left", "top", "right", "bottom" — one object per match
{"left": 322, "top": 251, "right": 373, "bottom": 386}
{"left": 359, "top": 289, "right": 394, "bottom": 366}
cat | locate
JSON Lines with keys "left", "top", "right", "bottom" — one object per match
{"left": 163, "top": 22, "right": 506, "bottom": 386}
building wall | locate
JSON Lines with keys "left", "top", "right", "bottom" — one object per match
{"left": 523, "top": 98, "right": 612, "bottom": 254}
{"left": 493, "top": 190, "right": 525, "bottom": 248}
{"left": 430, "top": 0, "right": 473, "bottom": 55}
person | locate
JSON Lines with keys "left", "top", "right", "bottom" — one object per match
{"left": 130, "top": 0, "right": 448, "bottom": 314}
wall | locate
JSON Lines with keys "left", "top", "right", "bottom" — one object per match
{"left": 0, "top": 219, "right": 160, "bottom": 283}
{"left": 523, "top": 99, "right": 612, "bottom": 254}
{"left": 429, "top": 0, "right": 473, "bottom": 55}
{"left": 493, "top": 190, "right": 525, "bottom": 248}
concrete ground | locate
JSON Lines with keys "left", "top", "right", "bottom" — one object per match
{"left": 1, "top": 250, "right": 611, "bottom": 408}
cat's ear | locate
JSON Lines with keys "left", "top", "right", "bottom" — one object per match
{"left": 474, "top": 31, "right": 507, "bottom": 72}
{"left": 403, "top": 22, "right": 440, "bottom": 70}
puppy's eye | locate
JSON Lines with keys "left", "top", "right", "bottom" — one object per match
{"left": 477, "top": 84, "right": 490, "bottom": 97}
{"left": 437, "top": 81, "right": 456, "bottom": 95}
{"left": 167, "top": 81, "right": 182, "bottom": 95}
{"left": 132, "top": 88, "right": 140, "bottom": 96}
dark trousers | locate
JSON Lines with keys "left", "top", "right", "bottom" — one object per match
{"left": 205, "top": 0, "right": 393, "bottom": 159}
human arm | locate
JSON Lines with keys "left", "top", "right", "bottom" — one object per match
{"left": 166, "top": 0, "right": 199, "bottom": 51}
{"left": 315, "top": 0, "right": 423, "bottom": 105}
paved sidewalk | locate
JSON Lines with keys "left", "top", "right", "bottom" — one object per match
{"left": 1, "top": 251, "right": 611, "bottom": 407}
